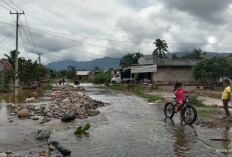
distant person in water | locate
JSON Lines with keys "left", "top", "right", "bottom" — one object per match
{"left": 222, "top": 79, "right": 231, "bottom": 119}
{"left": 62, "top": 78, "right": 65, "bottom": 85}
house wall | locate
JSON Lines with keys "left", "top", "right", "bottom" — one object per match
{"left": 0, "top": 65, "right": 4, "bottom": 71}
{"left": 152, "top": 66, "right": 195, "bottom": 83}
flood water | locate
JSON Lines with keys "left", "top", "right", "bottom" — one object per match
{"left": 0, "top": 84, "right": 231, "bottom": 157}
{"left": 51, "top": 84, "right": 232, "bottom": 157}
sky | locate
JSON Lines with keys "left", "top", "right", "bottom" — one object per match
{"left": 0, "top": 0, "right": 232, "bottom": 64}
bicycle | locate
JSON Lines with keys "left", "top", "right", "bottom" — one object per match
{"left": 164, "top": 95, "right": 197, "bottom": 125}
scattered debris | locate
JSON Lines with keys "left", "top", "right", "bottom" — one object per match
{"left": 52, "top": 141, "right": 71, "bottom": 156}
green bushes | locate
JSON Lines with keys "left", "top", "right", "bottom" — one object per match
{"left": 90, "top": 72, "right": 112, "bottom": 84}
{"left": 109, "top": 85, "right": 125, "bottom": 90}
{"left": 135, "top": 90, "right": 165, "bottom": 102}
{"left": 42, "top": 83, "right": 53, "bottom": 90}
{"left": 188, "top": 94, "right": 205, "bottom": 106}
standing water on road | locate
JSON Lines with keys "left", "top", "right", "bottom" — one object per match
{"left": 51, "top": 84, "right": 231, "bottom": 157}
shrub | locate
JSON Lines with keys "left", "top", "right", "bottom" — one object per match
{"left": 91, "top": 72, "right": 112, "bottom": 84}
{"left": 188, "top": 94, "right": 205, "bottom": 106}
{"left": 109, "top": 85, "right": 124, "bottom": 90}
{"left": 42, "top": 83, "right": 53, "bottom": 90}
{"left": 135, "top": 90, "right": 165, "bottom": 102}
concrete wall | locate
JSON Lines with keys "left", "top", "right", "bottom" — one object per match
{"left": 138, "top": 56, "right": 199, "bottom": 66}
{"left": 0, "top": 65, "right": 4, "bottom": 71}
{"left": 152, "top": 66, "right": 195, "bottom": 83}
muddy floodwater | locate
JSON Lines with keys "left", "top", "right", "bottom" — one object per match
{"left": 0, "top": 84, "right": 232, "bottom": 157}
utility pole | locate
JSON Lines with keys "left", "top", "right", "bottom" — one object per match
{"left": 10, "top": 11, "right": 24, "bottom": 87}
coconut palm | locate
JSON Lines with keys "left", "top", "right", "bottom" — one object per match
{"left": 2, "top": 50, "right": 20, "bottom": 69}
{"left": 152, "top": 39, "right": 168, "bottom": 58}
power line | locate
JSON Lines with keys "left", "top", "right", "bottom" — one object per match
{"left": 19, "top": 22, "right": 37, "bottom": 54}
{"left": 29, "top": 30, "right": 102, "bottom": 57}
{"left": 0, "top": 3, "right": 10, "bottom": 11}
{"left": 0, "top": 29, "right": 14, "bottom": 46}
{"left": 19, "top": 28, "right": 29, "bottom": 59}
{"left": 1, "top": 0, "right": 17, "bottom": 11}
{"left": 0, "top": 25, "right": 14, "bottom": 30}
{"left": 21, "top": 24, "right": 232, "bottom": 46}
{"left": 7, "top": 0, "right": 23, "bottom": 11}
{"left": 23, "top": 16, "right": 38, "bottom": 53}
{"left": 21, "top": 25, "right": 152, "bottom": 44}
{"left": 0, "top": 20, "right": 15, "bottom": 25}
{"left": 22, "top": 26, "right": 129, "bottom": 52}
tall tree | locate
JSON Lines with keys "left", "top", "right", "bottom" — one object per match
{"left": 66, "top": 66, "right": 76, "bottom": 79}
{"left": 152, "top": 39, "right": 168, "bottom": 58}
{"left": 181, "top": 48, "right": 204, "bottom": 59}
{"left": 193, "top": 57, "right": 232, "bottom": 84}
{"left": 120, "top": 52, "right": 144, "bottom": 67}
{"left": 2, "top": 50, "right": 20, "bottom": 69}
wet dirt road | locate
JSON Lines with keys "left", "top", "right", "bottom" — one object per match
{"left": 50, "top": 84, "right": 232, "bottom": 157}
{"left": 0, "top": 84, "right": 231, "bottom": 156}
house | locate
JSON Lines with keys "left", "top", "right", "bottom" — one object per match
{"left": 88, "top": 70, "right": 101, "bottom": 79}
{"left": 76, "top": 71, "right": 90, "bottom": 80}
{"left": 138, "top": 56, "right": 199, "bottom": 84}
{"left": 0, "top": 60, "right": 11, "bottom": 71}
{"left": 228, "top": 54, "right": 232, "bottom": 60}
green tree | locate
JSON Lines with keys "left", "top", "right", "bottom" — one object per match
{"left": 66, "top": 66, "right": 76, "bottom": 79}
{"left": 193, "top": 57, "right": 232, "bottom": 84}
{"left": 181, "top": 48, "right": 203, "bottom": 59}
{"left": 152, "top": 39, "right": 168, "bottom": 58}
{"left": 171, "top": 53, "right": 179, "bottom": 59}
{"left": 120, "top": 52, "right": 144, "bottom": 67}
{"left": 2, "top": 50, "right": 20, "bottom": 69}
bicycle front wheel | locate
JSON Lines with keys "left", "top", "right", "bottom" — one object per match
{"left": 183, "top": 105, "right": 197, "bottom": 125}
{"left": 164, "top": 102, "right": 175, "bottom": 119}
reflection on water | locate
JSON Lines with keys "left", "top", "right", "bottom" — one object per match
{"left": 222, "top": 126, "right": 231, "bottom": 156}
{"left": 164, "top": 118, "right": 199, "bottom": 157}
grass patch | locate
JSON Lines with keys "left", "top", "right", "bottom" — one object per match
{"left": 188, "top": 94, "right": 206, "bottom": 107}
{"left": 109, "top": 85, "right": 125, "bottom": 91}
{"left": 42, "top": 83, "right": 53, "bottom": 90}
{"left": 135, "top": 90, "right": 165, "bottom": 102}
{"left": 197, "top": 109, "right": 221, "bottom": 117}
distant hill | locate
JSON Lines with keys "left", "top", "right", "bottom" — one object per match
{"left": 47, "top": 52, "right": 231, "bottom": 71}
{"left": 47, "top": 57, "right": 121, "bottom": 71}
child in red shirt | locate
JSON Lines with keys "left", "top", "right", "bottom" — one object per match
{"left": 174, "top": 82, "right": 189, "bottom": 123}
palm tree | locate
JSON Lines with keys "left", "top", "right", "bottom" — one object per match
{"left": 2, "top": 50, "right": 20, "bottom": 69}
{"left": 152, "top": 39, "right": 168, "bottom": 58}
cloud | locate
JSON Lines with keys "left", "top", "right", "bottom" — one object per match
{"left": 163, "top": 0, "right": 232, "bottom": 24}
{"left": 0, "top": 0, "right": 232, "bottom": 65}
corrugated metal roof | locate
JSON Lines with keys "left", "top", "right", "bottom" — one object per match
{"left": 76, "top": 71, "right": 90, "bottom": 76}
{"left": 131, "top": 65, "right": 157, "bottom": 73}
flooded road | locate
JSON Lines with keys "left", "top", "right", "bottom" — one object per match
{"left": 0, "top": 84, "right": 231, "bottom": 156}
{"left": 51, "top": 84, "right": 232, "bottom": 157}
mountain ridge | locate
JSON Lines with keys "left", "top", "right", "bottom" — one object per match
{"left": 46, "top": 52, "right": 231, "bottom": 71}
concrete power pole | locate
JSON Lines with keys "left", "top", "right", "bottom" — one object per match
{"left": 10, "top": 11, "right": 24, "bottom": 87}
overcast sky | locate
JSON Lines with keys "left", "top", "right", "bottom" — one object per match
{"left": 0, "top": 0, "right": 232, "bottom": 64}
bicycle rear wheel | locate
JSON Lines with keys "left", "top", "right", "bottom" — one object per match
{"left": 164, "top": 102, "right": 175, "bottom": 119}
{"left": 182, "top": 105, "right": 197, "bottom": 125}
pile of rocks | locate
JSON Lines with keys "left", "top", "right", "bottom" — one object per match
{"left": 18, "top": 84, "right": 109, "bottom": 122}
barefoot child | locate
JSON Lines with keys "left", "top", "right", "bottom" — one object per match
{"left": 222, "top": 79, "right": 231, "bottom": 119}
{"left": 174, "top": 82, "right": 189, "bottom": 123}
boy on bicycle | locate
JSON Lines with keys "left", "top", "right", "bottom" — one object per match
{"left": 174, "top": 82, "right": 189, "bottom": 123}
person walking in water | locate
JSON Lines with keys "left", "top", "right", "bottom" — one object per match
{"left": 222, "top": 79, "right": 231, "bottom": 119}
{"left": 62, "top": 78, "right": 65, "bottom": 85}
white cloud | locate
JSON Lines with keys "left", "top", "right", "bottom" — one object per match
{"left": 0, "top": 0, "right": 232, "bottom": 64}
